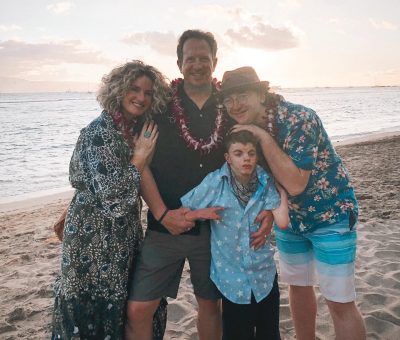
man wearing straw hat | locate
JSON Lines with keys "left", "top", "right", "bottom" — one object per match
{"left": 219, "top": 66, "right": 366, "bottom": 340}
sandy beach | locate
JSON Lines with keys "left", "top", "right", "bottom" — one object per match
{"left": 1, "top": 134, "right": 399, "bottom": 339}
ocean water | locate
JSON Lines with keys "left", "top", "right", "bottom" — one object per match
{"left": 280, "top": 87, "right": 400, "bottom": 140}
{"left": 1, "top": 87, "right": 400, "bottom": 200}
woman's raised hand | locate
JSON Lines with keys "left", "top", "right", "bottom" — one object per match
{"left": 131, "top": 121, "right": 158, "bottom": 172}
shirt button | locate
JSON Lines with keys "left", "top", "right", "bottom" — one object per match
{"left": 199, "top": 163, "right": 203, "bottom": 168}
{"left": 199, "top": 114, "right": 203, "bottom": 118}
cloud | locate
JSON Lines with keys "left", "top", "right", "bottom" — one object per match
{"left": 278, "top": 0, "right": 302, "bottom": 9}
{"left": 185, "top": 5, "right": 263, "bottom": 23}
{"left": 0, "top": 24, "right": 22, "bottom": 32}
{"left": 0, "top": 40, "right": 109, "bottom": 63}
{"left": 121, "top": 31, "right": 177, "bottom": 56}
{"left": 0, "top": 39, "right": 112, "bottom": 78}
{"left": 380, "top": 68, "right": 400, "bottom": 76}
{"left": 225, "top": 22, "right": 299, "bottom": 51}
{"left": 328, "top": 18, "right": 342, "bottom": 25}
{"left": 183, "top": 5, "right": 299, "bottom": 51}
{"left": 47, "top": 1, "right": 75, "bottom": 14}
{"left": 185, "top": 5, "right": 245, "bottom": 20}
{"left": 369, "top": 18, "right": 398, "bottom": 30}
{"left": 328, "top": 18, "right": 347, "bottom": 35}
{"left": 120, "top": 9, "right": 299, "bottom": 55}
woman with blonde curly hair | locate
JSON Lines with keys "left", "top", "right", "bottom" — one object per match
{"left": 52, "top": 60, "right": 169, "bottom": 339}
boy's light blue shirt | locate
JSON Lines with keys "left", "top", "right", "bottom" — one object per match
{"left": 181, "top": 162, "right": 280, "bottom": 304}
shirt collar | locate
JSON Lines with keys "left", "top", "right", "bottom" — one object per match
{"left": 179, "top": 80, "right": 217, "bottom": 110}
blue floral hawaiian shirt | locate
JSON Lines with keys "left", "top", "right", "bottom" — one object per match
{"left": 274, "top": 98, "right": 358, "bottom": 234}
{"left": 181, "top": 163, "right": 280, "bottom": 304}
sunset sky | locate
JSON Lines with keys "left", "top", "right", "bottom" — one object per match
{"left": 1, "top": 0, "right": 399, "bottom": 89}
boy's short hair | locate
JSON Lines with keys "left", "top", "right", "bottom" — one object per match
{"left": 225, "top": 130, "right": 258, "bottom": 151}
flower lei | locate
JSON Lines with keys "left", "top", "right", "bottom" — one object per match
{"left": 109, "top": 110, "right": 136, "bottom": 149}
{"left": 170, "top": 78, "right": 226, "bottom": 154}
{"left": 260, "top": 92, "right": 280, "bottom": 138}
{"left": 265, "top": 107, "right": 276, "bottom": 138}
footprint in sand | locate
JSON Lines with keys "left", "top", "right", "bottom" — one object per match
{"left": 392, "top": 271, "right": 400, "bottom": 281}
{"left": 6, "top": 307, "right": 26, "bottom": 323}
{"left": 375, "top": 250, "right": 400, "bottom": 260}
{"left": 14, "top": 291, "right": 32, "bottom": 301}
{"left": 0, "top": 323, "right": 17, "bottom": 334}
{"left": 21, "top": 254, "right": 30, "bottom": 261}
{"left": 46, "top": 252, "right": 58, "bottom": 259}
{"left": 363, "top": 292, "right": 388, "bottom": 306}
{"left": 37, "top": 286, "right": 54, "bottom": 298}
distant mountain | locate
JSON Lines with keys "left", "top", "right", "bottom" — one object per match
{"left": 0, "top": 77, "right": 99, "bottom": 93}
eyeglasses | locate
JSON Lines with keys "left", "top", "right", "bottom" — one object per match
{"left": 222, "top": 92, "right": 250, "bottom": 110}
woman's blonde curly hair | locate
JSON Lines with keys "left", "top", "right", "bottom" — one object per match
{"left": 97, "top": 60, "right": 170, "bottom": 117}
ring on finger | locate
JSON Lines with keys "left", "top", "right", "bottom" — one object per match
{"left": 143, "top": 131, "right": 151, "bottom": 138}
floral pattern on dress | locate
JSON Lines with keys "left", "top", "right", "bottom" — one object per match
{"left": 275, "top": 99, "right": 358, "bottom": 234}
{"left": 52, "top": 111, "right": 166, "bottom": 340}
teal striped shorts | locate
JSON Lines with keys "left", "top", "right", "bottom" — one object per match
{"left": 275, "top": 219, "right": 357, "bottom": 303}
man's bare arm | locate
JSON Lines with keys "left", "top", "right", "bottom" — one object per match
{"left": 258, "top": 133, "right": 311, "bottom": 196}
{"left": 140, "top": 166, "right": 194, "bottom": 235}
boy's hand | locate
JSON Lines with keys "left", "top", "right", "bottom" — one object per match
{"left": 250, "top": 210, "right": 274, "bottom": 249}
{"left": 185, "top": 207, "right": 224, "bottom": 222}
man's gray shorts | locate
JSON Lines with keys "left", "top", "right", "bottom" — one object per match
{"left": 128, "top": 224, "right": 221, "bottom": 301}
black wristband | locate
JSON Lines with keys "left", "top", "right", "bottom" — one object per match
{"left": 158, "top": 208, "right": 169, "bottom": 224}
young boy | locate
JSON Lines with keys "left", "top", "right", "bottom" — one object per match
{"left": 181, "top": 130, "right": 288, "bottom": 340}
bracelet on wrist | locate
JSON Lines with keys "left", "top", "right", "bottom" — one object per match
{"left": 158, "top": 208, "right": 169, "bottom": 224}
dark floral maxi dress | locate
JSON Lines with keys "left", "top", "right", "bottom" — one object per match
{"left": 52, "top": 111, "right": 166, "bottom": 339}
